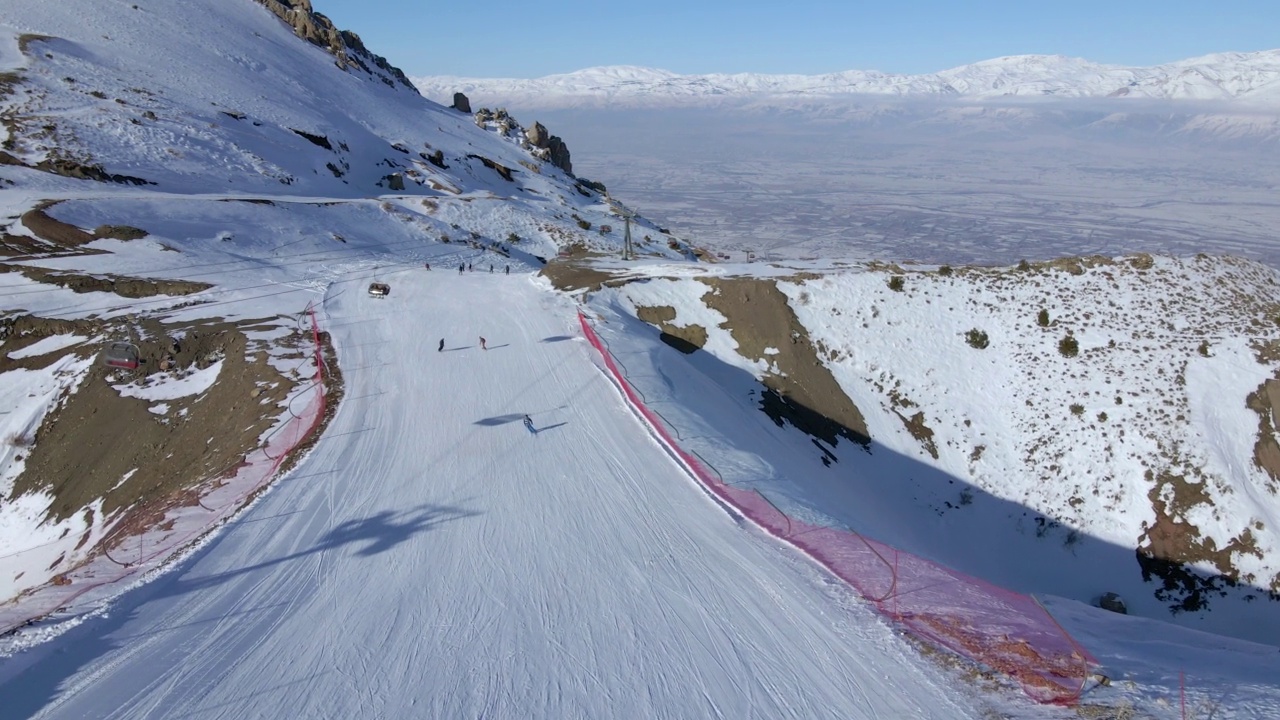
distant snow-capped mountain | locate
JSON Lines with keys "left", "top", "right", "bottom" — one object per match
{"left": 414, "top": 50, "right": 1280, "bottom": 107}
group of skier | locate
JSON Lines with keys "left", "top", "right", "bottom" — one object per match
{"left": 428, "top": 260, "right": 530, "bottom": 432}
{"left": 434, "top": 262, "right": 510, "bottom": 274}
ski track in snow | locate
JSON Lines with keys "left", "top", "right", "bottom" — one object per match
{"left": 0, "top": 273, "right": 985, "bottom": 719}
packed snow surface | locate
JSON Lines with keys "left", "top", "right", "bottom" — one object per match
{"left": 0, "top": 274, "right": 986, "bottom": 719}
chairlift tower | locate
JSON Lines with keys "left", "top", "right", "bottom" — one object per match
{"left": 612, "top": 201, "right": 637, "bottom": 261}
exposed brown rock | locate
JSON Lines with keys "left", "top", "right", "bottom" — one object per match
{"left": 525, "top": 121, "right": 572, "bottom": 175}
{"left": 467, "top": 154, "right": 515, "bottom": 182}
{"left": 636, "top": 305, "right": 707, "bottom": 354}
{"left": 698, "top": 278, "right": 870, "bottom": 450}
{"left": 1247, "top": 379, "right": 1280, "bottom": 493}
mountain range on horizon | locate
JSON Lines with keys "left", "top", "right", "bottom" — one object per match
{"left": 413, "top": 49, "right": 1280, "bottom": 106}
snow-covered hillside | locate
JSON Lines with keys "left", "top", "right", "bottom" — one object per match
{"left": 2, "top": 0, "right": 1280, "bottom": 717}
{"left": 413, "top": 50, "right": 1280, "bottom": 106}
{"left": 590, "top": 255, "right": 1280, "bottom": 644}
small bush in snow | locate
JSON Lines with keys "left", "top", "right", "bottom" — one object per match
{"left": 1070, "top": 403, "right": 1085, "bottom": 416}
{"left": 887, "top": 276, "right": 905, "bottom": 292}
{"left": 575, "top": 217, "right": 591, "bottom": 230}
{"left": 1198, "top": 340, "right": 1211, "bottom": 357}
{"left": 439, "top": 234, "right": 450, "bottom": 243}
{"left": 1037, "top": 309, "right": 1050, "bottom": 327}
{"left": 965, "top": 329, "right": 989, "bottom": 349}
{"left": 938, "top": 265, "right": 953, "bottom": 276}
{"left": 1097, "top": 411, "right": 1109, "bottom": 422}
{"left": 507, "top": 233, "right": 520, "bottom": 243}
{"left": 1059, "top": 334, "right": 1079, "bottom": 357}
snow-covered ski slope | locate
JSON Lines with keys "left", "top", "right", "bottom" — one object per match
{"left": 3, "top": 0, "right": 1280, "bottom": 716}
{"left": 0, "top": 273, "right": 988, "bottom": 719}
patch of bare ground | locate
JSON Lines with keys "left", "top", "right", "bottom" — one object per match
{"left": 92, "top": 225, "right": 148, "bottom": 241}
{"left": 16, "top": 34, "right": 53, "bottom": 54}
{"left": 0, "top": 233, "right": 46, "bottom": 255}
{"left": 634, "top": 305, "right": 708, "bottom": 354}
{"left": 1, "top": 313, "right": 315, "bottom": 533}
{"left": 697, "top": 277, "right": 871, "bottom": 453}
{"left": 0, "top": 263, "right": 209, "bottom": 298}
{"left": 547, "top": 265, "right": 871, "bottom": 455}
{"left": 21, "top": 202, "right": 95, "bottom": 247}
{"left": 0, "top": 202, "right": 149, "bottom": 257}
{"left": 539, "top": 258, "right": 624, "bottom": 293}
{"left": 894, "top": 409, "right": 938, "bottom": 459}
{"left": 1247, "top": 379, "right": 1280, "bottom": 495}
{"left": 1137, "top": 468, "right": 1274, "bottom": 612}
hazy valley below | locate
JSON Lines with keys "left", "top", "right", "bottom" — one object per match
{"left": 523, "top": 101, "right": 1280, "bottom": 268}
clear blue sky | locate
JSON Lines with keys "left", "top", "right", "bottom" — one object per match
{"left": 315, "top": 0, "right": 1280, "bottom": 78}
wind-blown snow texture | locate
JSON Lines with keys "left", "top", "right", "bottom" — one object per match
{"left": 1, "top": 0, "right": 1280, "bottom": 717}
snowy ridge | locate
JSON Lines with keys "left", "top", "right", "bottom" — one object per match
{"left": 594, "top": 254, "right": 1280, "bottom": 645}
{"left": 414, "top": 50, "right": 1280, "bottom": 106}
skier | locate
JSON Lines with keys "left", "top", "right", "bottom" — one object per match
{"left": 479, "top": 336, "right": 487, "bottom": 350}
{"left": 522, "top": 414, "right": 535, "bottom": 434}
{"left": 424, "top": 262, "right": 431, "bottom": 270}
{"left": 458, "top": 263, "right": 464, "bottom": 274}
{"left": 488, "top": 264, "right": 493, "bottom": 273}
{"left": 438, "top": 338, "right": 445, "bottom": 352}
{"left": 504, "top": 265, "right": 509, "bottom": 275}
{"left": 468, "top": 263, "right": 473, "bottom": 272}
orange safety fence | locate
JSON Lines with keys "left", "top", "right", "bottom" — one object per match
{"left": 578, "top": 311, "right": 1096, "bottom": 705}
{"left": 0, "top": 304, "right": 328, "bottom": 638}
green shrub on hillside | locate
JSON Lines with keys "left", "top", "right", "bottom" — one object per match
{"left": 1059, "top": 334, "right": 1079, "bottom": 357}
{"left": 888, "top": 276, "right": 905, "bottom": 292}
{"left": 965, "top": 329, "right": 989, "bottom": 349}
{"left": 1037, "top": 309, "right": 1050, "bottom": 327}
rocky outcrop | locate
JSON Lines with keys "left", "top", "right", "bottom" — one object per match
{"left": 255, "top": 0, "right": 417, "bottom": 92}
{"left": 472, "top": 111, "right": 574, "bottom": 176}
{"left": 452, "top": 92, "right": 471, "bottom": 113}
{"left": 525, "top": 121, "right": 572, "bottom": 175}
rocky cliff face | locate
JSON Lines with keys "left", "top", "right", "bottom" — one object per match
{"left": 256, "top": 0, "right": 416, "bottom": 92}
{"left": 525, "top": 121, "right": 572, "bottom": 175}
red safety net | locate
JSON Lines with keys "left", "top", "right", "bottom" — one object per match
{"left": 578, "top": 311, "right": 1095, "bottom": 705}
